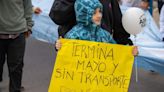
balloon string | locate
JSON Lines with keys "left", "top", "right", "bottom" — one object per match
{"left": 134, "top": 35, "right": 138, "bottom": 82}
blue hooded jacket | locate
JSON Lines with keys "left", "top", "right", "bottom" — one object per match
{"left": 65, "top": 0, "right": 116, "bottom": 43}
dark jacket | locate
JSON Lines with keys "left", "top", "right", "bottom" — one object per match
{"left": 49, "top": 0, "right": 132, "bottom": 45}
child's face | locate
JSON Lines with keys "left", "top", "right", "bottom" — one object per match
{"left": 140, "top": 1, "right": 149, "bottom": 10}
{"left": 92, "top": 8, "right": 102, "bottom": 25}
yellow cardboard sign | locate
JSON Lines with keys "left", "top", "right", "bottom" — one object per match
{"left": 49, "top": 39, "right": 134, "bottom": 92}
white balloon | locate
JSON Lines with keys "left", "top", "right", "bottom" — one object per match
{"left": 122, "top": 7, "right": 146, "bottom": 35}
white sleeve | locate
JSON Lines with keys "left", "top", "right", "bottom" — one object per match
{"left": 160, "top": 5, "right": 164, "bottom": 38}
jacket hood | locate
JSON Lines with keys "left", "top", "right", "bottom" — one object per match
{"left": 74, "top": 0, "right": 102, "bottom": 26}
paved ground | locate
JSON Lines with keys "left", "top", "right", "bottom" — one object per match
{"left": 0, "top": 37, "right": 164, "bottom": 92}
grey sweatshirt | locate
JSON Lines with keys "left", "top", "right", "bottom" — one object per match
{"left": 0, "top": 0, "right": 33, "bottom": 34}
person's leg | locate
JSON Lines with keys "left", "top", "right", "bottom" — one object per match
{"left": 0, "top": 39, "right": 6, "bottom": 82}
{"left": 7, "top": 34, "right": 25, "bottom": 92}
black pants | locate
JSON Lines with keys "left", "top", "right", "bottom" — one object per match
{"left": 0, "top": 34, "right": 25, "bottom": 92}
{"left": 0, "top": 49, "right": 5, "bottom": 81}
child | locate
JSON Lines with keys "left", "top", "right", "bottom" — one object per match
{"left": 56, "top": 0, "right": 138, "bottom": 55}
{"left": 139, "top": 0, "right": 150, "bottom": 10}
{"left": 64, "top": 0, "right": 116, "bottom": 43}
{"left": 50, "top": 0, "right": 133, "bottom": 45}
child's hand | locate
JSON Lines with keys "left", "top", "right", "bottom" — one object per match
{"left": 55, "top": 36, "right": 62, "bottom": 50}
{"left": 132, "top": 46, "right": 138, "bottom": 56}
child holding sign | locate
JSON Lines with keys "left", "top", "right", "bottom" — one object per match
{"left": 56, "top": 0, "right": 138, "bottom": 55}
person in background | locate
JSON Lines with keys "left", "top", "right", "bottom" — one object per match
{"left": 0, "top": 4, "right": 38, "bottom": 85}
{"left": 0, "top": 0, "right": 33, "bottom": 92}
{"left": 49, "top": 0, "right": 133, "bottom": 45}
{"left": 139, "top": 0, "right": 150, "bottom": 10}
{"left": 158, "top": 0, "right": 164, "bottom": 13}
